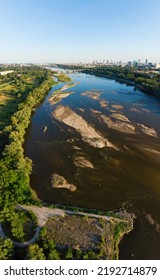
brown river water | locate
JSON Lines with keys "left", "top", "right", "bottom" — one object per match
{"left": 25, "top": 70, "right": 160, "bottom": 259}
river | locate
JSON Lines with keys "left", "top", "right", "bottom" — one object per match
{"left": 25, "top": 69, "right": 160, "bottom": 259}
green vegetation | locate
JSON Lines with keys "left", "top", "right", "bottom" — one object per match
{"left": 47, "top": 202, "right": 124, "bottom": 220}
{"left": 0, "top": 66, "right": 52, "bottom": 152}
{"left": 112, "top": 221, "right": 131, "bottom": 260}
{"left": 0, "top": 209, "right": 37, "bottom": 242}
{"left": 0, "top": 67, "right": 53, "bottom": 211}
{"left": 26, "top": 244, "right": 46, "bottom": 260}
{"left": 0, "top": 66, "right": 54, "bottom": 260}
{"left": 0, "top": 66, "right": 133, "bottom": 260}
{"left": 83, "top": 66, "right": 160, "bottom": 97}
{"left": 53, "top": 72, "right": 72, "bottom": 82}
{"left": 0, "top": 238, "right": 14, "bottom": 260}
{"left": 31, "top": 214, "right": 132, "bottom": 260}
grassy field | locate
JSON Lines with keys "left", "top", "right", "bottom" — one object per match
{"left": 0, "top": 73, "right": 41, "bottom": 152}
{"left": 53, "top": 73, "right": 72, "bottom": 82}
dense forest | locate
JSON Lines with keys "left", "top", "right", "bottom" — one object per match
{"left": 82, "top": 66, "right": 160, "bottom": 97}
{"left": 0, "top": 66, "right": 55, "bottom": 259}
{"left": 0, "top": 67, "right": 53, "bottom": 242}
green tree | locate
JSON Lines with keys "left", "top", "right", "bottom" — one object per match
{"left": 66, "top": 248, "right": 73, "bottom": 259}
{"left": 27, "top": 244, "right": 46, "bottom": 260}
{"left": 0, "top": 238, "right": 14, "bottom": 260}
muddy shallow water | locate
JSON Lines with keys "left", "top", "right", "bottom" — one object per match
{"left": 25, "top": 70, "right": 160, "bottom": 259}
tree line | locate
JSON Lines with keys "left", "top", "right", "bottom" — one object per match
{"left": 83, "top": 66, "right": 160, "bottom": 97}
{"left": 0, "top": 68, "right": 53, "bottom": 210}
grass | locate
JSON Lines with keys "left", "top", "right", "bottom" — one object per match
{"left": 0, "top": 84, "right": 15, "bottom": 91}
{"left": 112, "top": 221, "right": 132, "bottom": 259}
{"left": 0, "top": 94, "right": 9, "bottom": 104}
{"left": 0, "top": 74, "right": 42, "bottom": 153}
{"left": 54, "top": 73, "right": 72, "bottom": 82}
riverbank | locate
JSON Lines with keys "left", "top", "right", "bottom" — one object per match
{"left": 82, "top": 67, "right": 160, "bottom": 98}
{"left": 0, "top": 68, "right": 54, "bottom": 210}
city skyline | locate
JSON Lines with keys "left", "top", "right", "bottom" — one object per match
{"left": 0, "top": 0, "right": 160, "bottom": 63}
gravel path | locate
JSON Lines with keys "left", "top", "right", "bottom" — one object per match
{"left": 16, "top": 204, "right": 127, "bottom": 226}
{"left": 0, "top": 204, "right": 129, "bottom": 247}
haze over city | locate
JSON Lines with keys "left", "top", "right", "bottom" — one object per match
{"left": 0, "top": 0, "right": 160, "bottom": 64}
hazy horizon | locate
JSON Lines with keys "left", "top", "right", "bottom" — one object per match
{"left": 0, "top": 0, "right": 160, "bottom": 64}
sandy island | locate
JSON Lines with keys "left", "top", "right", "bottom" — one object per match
{"left": 100, "top": 114, "right": 135, "bottom": 134}
{"left": 51, "top": 174, "right": 76, "bottom": 192}
{"left": 48, "top": 90, "right": 74, "bottom": 105}
{"left": 81, "top": 91, "right": 101, "bottom": 100}
{"left": 100, "top": 100, "right": 109, "bottom": 107}
{"left": 100, "top": 113, "right": 157, "bottom": 137}
{"left": 74, "top": 156, "right": 94, "bottom": 169}
{"left": 61, "top": 83, "right": 77, "bottom": 91}
{"left": 52, "top": 105, "right": 117, "bottom": 149}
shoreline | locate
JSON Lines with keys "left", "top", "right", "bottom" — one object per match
{"left": 82, "top": 70, "right": 160, "bottom": 98}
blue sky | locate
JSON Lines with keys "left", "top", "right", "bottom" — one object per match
{"left": 0, "top": 0, "right": 160, "bottom": 63}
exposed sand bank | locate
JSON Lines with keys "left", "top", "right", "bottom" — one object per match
{"left": 100, "top": 100, "right": 109, "bottom": 107}
{"left": 52, "top": 105, "right": 117, "bottom": 149}
{"left": 111, "top": 104, "right": 124, "bottom": 110}
{"left": 136, "top": 123, "right": 157, "bottom": 137}
{"left": 111, "top": 113, "right": 131, "bottom": 122}
{"left": 51, "top": 174, "right": 76, "bottom": 192}
{"left": 100, "top": 114, "right": 135, "bottom": 134}
{"left": 48, "top": 90, "right": 74, "bottom": 105}
{"left": 81, "top": 91, "right": 101, "bottom": 100}
{"left": 100, "top": 114, "right": 157, "bottom": 137}
{"left": 61, "top": 83, "right": 77, "bottom": 91}
{"left": 74, "top": 156, "right": 94, "bottom": 168}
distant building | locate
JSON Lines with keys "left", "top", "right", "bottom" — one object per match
{"left": 155, "top": 63, "right": 160, "bottom": 69}
{"left": 0, "top": 70, "right": 14, "bottom": 76}
{"left": 148, "top": 62, "right": 154, "bottom": 68}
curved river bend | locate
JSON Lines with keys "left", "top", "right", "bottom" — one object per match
{"left": 25, "top": 70, "right": 160, "bottom": 259}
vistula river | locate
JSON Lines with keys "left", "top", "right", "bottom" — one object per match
{"left": 24, "top": 69, "right": 160, "bottom": 259}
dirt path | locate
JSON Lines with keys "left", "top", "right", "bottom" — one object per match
{"left": 0, "top": 204, "right": 129, "bottom": 247}
{"left": 16, "top": 204, "right": 128, "bottom": 225}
